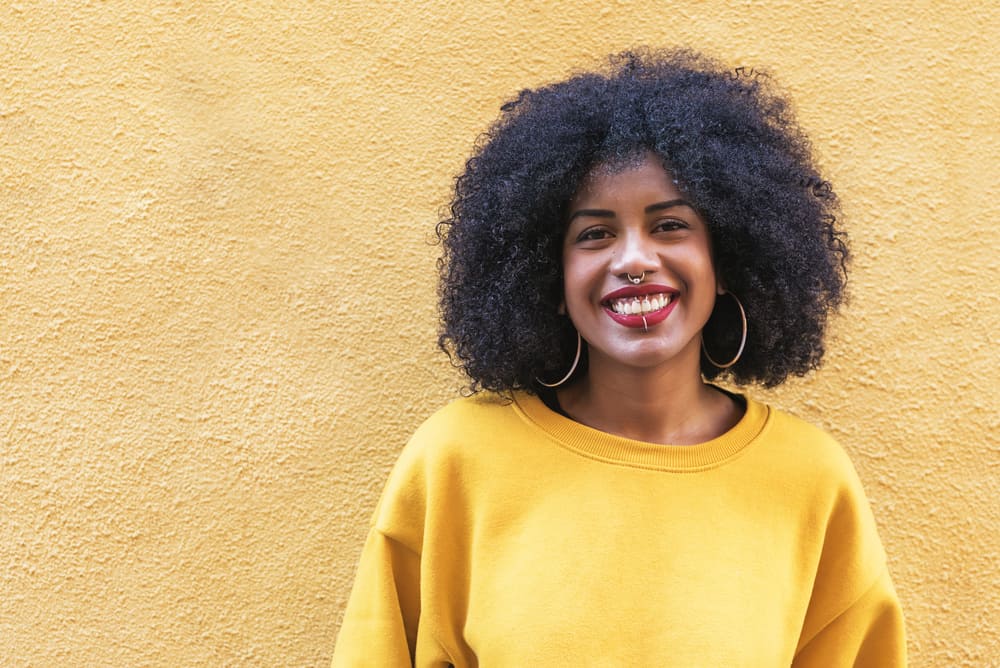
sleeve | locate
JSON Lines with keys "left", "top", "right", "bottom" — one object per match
{"left": 787, "top": 431, "right": 907, "bottom": 668}
{"left": 334, "top": 406, "right": 466, "bottom": 667}
{"left": 792, "top": 567, "right": 907, "bottom": 667}
{"left": 331, "top": 527, "right": 424, "bottom": 667}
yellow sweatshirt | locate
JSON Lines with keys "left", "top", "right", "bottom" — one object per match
{"left": 333, "top": 392, "right": 905, "bottom": 667}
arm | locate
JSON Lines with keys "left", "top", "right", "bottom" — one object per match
{"left": 334, "top": 405, "right": 469, "bottom": 667}
{"left": 331, "top": 527, "right": 422, "bottom": 667}
{"left": 786, "top": 430, "right": 907, "bottom": 668}
{"left": 792, "top": 568, "right": 906, "bottom": 667}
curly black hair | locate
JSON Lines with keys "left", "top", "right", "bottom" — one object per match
{"left": 437, "top": 47, "right": 848, "bottom": 392}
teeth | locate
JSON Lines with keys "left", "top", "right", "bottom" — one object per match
{"left": 609, "top": 293, "right": 673, "bottom": 315}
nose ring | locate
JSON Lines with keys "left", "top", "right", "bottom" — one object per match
{"left": 627, "top": 272, "right": 645, "bottom": 285}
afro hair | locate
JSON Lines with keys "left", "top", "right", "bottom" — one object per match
{"left": 437, "top": 47, "right": 848, "bottom": 393}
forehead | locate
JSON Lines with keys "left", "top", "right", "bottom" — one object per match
{"left": 571, "top": 152, "right": 681, "bottom": 205}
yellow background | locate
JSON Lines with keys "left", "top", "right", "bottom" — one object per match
{"left": 2, "top": 2, "right": 997, "bottom": 665}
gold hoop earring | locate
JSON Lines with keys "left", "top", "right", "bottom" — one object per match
{"left": 701, "top": 291, "right": 747, "bottom": 369}
{"left": 537, "top": 331, "right": 582, "bottom": 388}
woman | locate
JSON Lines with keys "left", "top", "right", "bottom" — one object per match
{"left": 333, "top": 48, "right": 906, "bottom": 666}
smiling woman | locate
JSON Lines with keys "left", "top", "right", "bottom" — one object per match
{"left": 332, "top": 48, "right": 906, "bottom": 667}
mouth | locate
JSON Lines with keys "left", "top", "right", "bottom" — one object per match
{"left": 601, "top": 285, "right": 679, "bottom": 329}
{"left": 605, "top": 292, "right": 675, "bottom": 315}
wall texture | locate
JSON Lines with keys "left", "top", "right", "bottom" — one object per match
{"left": 1, "top": 1, "right": 996, "bottom": 665}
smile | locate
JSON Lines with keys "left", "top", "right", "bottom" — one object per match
{"left": 606, "top": 293, "right": 674, "bottom": 315}
{"left": 600, "top": 285, "right": 680, "bottom": 329}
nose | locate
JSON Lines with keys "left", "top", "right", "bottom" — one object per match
{"left": 609, "top": 228, "right": 658, "bottom": 280}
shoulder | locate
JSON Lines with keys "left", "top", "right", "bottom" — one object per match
{"left": 396, "top": 391, "right": 547, "bottom": 480}
{"left": 754, "top": 399, "right": 885, "bottom": 553}
{"left": 388, "top": 392, "right": 510, "bottom": 465}
{"left": 370, "top": 393, "right": 530, "bottom": 543}
{"left": 409, "top": 393, "right": 518, "bottom": 444}
{"left": 754, "top": 405, "right": 900, "bottom": 650}
{"left": 755, "top": 402, "right": 863, "bottom": 489}
{"left": 749, "top": 400, "right": 880, "bottom": 537}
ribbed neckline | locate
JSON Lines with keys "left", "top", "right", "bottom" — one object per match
{"left": 512, "top": 391, "right": 770, "bottom": 472}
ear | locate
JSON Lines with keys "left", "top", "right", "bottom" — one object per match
{"left": 716, "top": 279, "right": 726, "bottom": 296}
{"left": 557, "top": 301, "right": 566, "bottom": 315}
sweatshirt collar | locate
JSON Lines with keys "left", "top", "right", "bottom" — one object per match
{"left": 512, "top": 390, "right": 769, "bottom": 472}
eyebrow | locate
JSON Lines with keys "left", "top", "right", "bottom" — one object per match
{"left": 567, "top": 199, "right": 696, "bottom": 223}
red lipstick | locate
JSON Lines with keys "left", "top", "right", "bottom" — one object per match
{"left": 601, "top": 283, "right": 679, "bottom": 329}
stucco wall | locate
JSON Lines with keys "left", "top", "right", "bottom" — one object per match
{"left": 2, "top": 2, "right": 996, "bottom": 665}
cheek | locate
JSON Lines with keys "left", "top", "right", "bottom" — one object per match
{"left": 560, "top": 255, "right": 582, "bottom": 296}
{"left": 689, "top": 240, "right": 718, "bottom": 290}
{"left": 560, "top": 260, "right": 602, "bottom": 322}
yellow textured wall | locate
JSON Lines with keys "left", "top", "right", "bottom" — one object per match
{"left": 1, "top": 2, "right": 996, "bottom": 665}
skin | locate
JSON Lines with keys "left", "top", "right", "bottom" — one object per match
{"left": 557, "top": 152, "right": 743, "bottom": 445}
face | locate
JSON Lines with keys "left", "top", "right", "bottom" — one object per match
{"left": 562, "top": 152, "right": 720, "bottom": 377}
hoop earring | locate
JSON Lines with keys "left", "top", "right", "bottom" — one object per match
{"left": 701, "top": 291, "right": 747, "bottom": 369}
{"left": 536, "top": 331, "right": 582, "bottom": 388}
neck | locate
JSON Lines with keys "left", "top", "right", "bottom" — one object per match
{"left": 557, "top": 352, "right": 741, "bottom": 446}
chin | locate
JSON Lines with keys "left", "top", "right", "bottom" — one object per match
{"left": 589, "top": 338, "right": 701, "bottom": 374}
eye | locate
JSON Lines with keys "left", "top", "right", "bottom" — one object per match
{"left": 654, "top": 218, "right": 689, "bottom": 233}
{"left": 576, "top": 227, "right": 612, "bottom": 243}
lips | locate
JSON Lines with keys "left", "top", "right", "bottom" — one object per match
{"left": 607, "top": 292, "right": 674, "bottom": 315}
{"left": 601, "top": 284, "right": 679, "bottom": 329}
